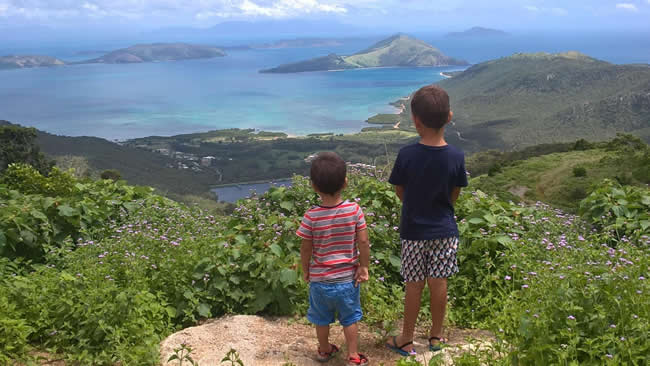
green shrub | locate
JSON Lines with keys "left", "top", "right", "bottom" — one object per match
{"left": 100, "top": 169, "right": 122, "bottom": 181}
{"left": 0, "top": 164, "right": 159, "bottom": 261}
{"left": 572, "top": 166, "right": 587, "bottom": 177}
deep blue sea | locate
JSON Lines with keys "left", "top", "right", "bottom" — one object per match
{"left": 1, "top": 31, "right": 648, "bottom": 140}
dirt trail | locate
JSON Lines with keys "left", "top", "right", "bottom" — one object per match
{"left": 160, "top": 315, "right": 493, "bottom": 366}
{"left": 535, "top": 155, "right": 601, "bottom": 200}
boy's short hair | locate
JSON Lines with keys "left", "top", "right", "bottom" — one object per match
{"left": 410, "top": 85, "right": 450, "bottom": 129}
{"left": 310, "top": 152, "right": 347, "bottom": 195}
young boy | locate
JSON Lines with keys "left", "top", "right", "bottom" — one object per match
{"left": 386, "top": 85, "right": 468, "bottom": 355}
{"left": 296, "top": 152, "right": 370, "bottom": 365}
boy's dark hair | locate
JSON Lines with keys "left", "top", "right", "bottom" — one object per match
{"left": 410, "top": 85, "right": 450, "bottom": 129}
{"left": 310, "top": 152, "right": 346, "bottom": 195}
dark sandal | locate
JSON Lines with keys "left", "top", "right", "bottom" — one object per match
{"left": 428, "top": 336, "right": 447, "bottom": 352}
{"left": 347, "top": 353, "right": 369, "bottom": 365}
{"left": 316, "top": 344, "right": 339, "bottom": 363}
{"left": 386, "top": 335, "right": 415, "bottom": 356}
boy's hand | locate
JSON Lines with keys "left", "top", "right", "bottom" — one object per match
{"left": 354, "top": 266, "right": 369, "bottom": 287}
{"left": 302, "top": 271, "right": 310, "bottom": 283}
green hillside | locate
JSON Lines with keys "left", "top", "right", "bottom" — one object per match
{"left": 439, "top": 52, "right": 650, "bottom": 148}
{"left": 1, "top": 150, "right": 648, "bottom": 364}
{"left": 83, "top": 43, "right": 226, "bottom": 64}
{"left": 470, "top": 135, "right": 649, "bottom": 210}
{"left": 261, "top": 34, "right": 467, "bottom": 73}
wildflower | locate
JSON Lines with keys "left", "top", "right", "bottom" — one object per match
{"left": 378, "top": 277, "right": 385, "bottom": 282}
{"left": 533, "top": 314, "right": 539, "bottom": 318}
{"left": 609, "top": 324, "right": 616, "bottom": 328}
{"left": 374, "top": 260, "right": 380, "bottom": 264}
{"left": 568, "top": 315, "right": 576, "bottom": 320}
{"left": 504, "top": 275, "right": 512, "bottom": 280}
{"left": 521, "top": 285, "right": 529, "bottom": 289}
{"left": 606, "top": 354, "right": 613, "bottom": 359}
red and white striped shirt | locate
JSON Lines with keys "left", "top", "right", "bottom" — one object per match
{"left": 296, "top": 200, "right": 367, "bottom": 283}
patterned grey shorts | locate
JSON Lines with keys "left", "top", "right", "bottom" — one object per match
{"left": 400, "top": 237, "right": 459, "bottom": 282}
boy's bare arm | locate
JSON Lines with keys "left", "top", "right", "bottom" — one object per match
{"left": 354, "top": 228, "right": 370, "bottom": 286}
{"left": 451, "top": 187, "right": 462, "bottom": 205}
{"left": 395, "top": 185, "right": 405, "bottom": 202}
{"left": 300, "top": 238, "right": 313, "bottom": 282}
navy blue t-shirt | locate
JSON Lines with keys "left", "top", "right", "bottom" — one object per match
{"left": 388, "top": 143, "right": 468, "bottom": 240}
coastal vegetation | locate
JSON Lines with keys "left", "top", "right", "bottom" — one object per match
{"left": 0, "top": 141, "right": 647, "bottom": 364}
{"left": 0, "top": 55, "right": 65, "bottom": 70}
{"left": 260, "top": 34, "right": 468, "bottom": 73}
{"left": 81, "top": 43, "right": 226, "bottom": 64}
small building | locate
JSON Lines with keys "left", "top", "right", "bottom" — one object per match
{"left": 304, "top": 154, "right": 318, "bottom": 163}
{"left": 201, "top": 156, "right": 216, "bottom": 167}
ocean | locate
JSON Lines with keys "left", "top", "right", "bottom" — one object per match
{"left": 0, "top": 31, "right": 648, "bottom": 140}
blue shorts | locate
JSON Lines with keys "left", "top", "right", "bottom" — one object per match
{"left": 307, "top": 281, "right": 362, "bottom": 327}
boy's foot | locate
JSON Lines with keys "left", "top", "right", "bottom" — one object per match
{"left": 316, "top": 344, "right": 339, "bottom": 363}
{"left": 347, "top": 353, "right": 369, "bottom": 365}
{"left": 428, "top": 336, "right": 447, "bottom": 352}
{"left": 386, "top": 335, "right": 416, "bottom": 356}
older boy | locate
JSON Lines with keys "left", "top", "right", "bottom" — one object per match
{"left": 386, "top": 85, "right": 468, "bottom": 355}
{"left": 296, "top": 152, "right": 370, "bottom": 365}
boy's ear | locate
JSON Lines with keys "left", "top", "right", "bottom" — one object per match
{"left": 447, "top": 110, "right": 454, "bottom": 124}
{"left": 343, "top": 177, "right": 348, "bottom": 189}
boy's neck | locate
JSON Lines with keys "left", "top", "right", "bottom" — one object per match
{"left": 319, "top": 193, "right": 344, "bottom": 207}
{"left": 419, "top": 126, "right": 447, "bottom": 147}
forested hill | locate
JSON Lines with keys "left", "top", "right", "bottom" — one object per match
{"left": 438, "top": 52, "right": 650, "bottom": 149}
{"left": 82, "top": 43, "right": 226, "bottom": 64}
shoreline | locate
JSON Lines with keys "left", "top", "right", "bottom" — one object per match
{"left": 210, "top": 177, "right": 294, "bottom": 189}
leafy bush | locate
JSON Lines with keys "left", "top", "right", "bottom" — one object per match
{"left": 0, "top": 124, "right": 53, "bottom": 175}
{"left": 0, "top": 164, "right": 158, "bottom": 261}
{"left": 572, "top": 166, "right": 587, "bottom": 177}
{"left": 100, "top": 169, "right": 122, "bottom": 181}
{"left": 579, "top": 179, "right": 650, "bottom": 243}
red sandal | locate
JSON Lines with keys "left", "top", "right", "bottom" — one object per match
{"left": 347, "top": 353, "right": 369, "bottom": 365}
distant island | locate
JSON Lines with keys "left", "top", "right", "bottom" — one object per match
{"left": 445, "top": 27, "right": 508, "bottom": 38}
{"left": 260, "top": 34, "right": 468, "bottom": 73}
{"left": 0, "top": 55, "right": 65, "bottom": 70}
{"left": 82, "top": 43, "right": 226, "bottom": 64}
{"left": 254, "top": 38, "right": 344, "bottom": 49}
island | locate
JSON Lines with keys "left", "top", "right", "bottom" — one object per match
{"left": 0, "top": 55, "right": 65, "bottom": 70}
{"left": 445, "top": 27, "right": 509, "bottom": 38}
{"left": 82, "top": 43, "right": 226, "bottom": 64}
{"left": 260, "top": 34, "right": 468, "bottom": 73}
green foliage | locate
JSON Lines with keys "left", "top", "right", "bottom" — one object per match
{"left": 0, "top": 164, "right": 157, "bottom": 261}
{"left": 579, "top": 179, "right": 650, "bottom": 243}
{"left": 572, "top": 166, "right": 587, "bottom": 177}
{"left": 0, "top": 166, "right": 648, "bottom": 365}
{"left": 168, "top": 343, "right": 199, "bottom": 366}
{"left": 100, "top": 169, "right": 122, "bottom": 181}
{"left": 0, "top": 123, "right": 53, "bottom": 175}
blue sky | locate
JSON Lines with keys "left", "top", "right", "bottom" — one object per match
{"left": 0, "top": 0, "right": 649, "bottom": 31}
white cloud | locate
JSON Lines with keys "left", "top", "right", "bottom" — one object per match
{"left": 523, "top": 5, "right": 567, "bottom": 16}
{"left": 616, "top": 3, "right": 638, "bottom": 11}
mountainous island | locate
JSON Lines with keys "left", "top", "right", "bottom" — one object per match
{"left": 260, "top": 34, "right": 468, "bottom": 73}
{"left": 445, "top": 26, "right": 508, "bottom": 38}
{"left": 82, "top": 43, "right": 226, "bottom": 64}
{"left": 377, "top": 51, "right": 650, "bottom": 150}
{"left": 0, "top": 55, "right": 65, "bottom": 70}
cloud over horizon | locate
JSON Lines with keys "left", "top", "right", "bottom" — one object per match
{"left": 0, "top": 0, "right": 648, "bottom": 31}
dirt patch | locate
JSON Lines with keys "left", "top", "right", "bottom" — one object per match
{"left": 508, "top": 186, "right": 530, "bottom": 199}
{"left": 160, "top": 316, "right": 493, "bottom": 366}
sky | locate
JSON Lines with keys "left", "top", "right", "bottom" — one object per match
{"left": 0, "top": 0, "right": 649, "bottom": 36}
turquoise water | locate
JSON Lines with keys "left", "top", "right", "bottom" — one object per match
{"left": 0, "top": 42, "right": 453, "bottom": 139}
{"left": 1, "top": 32, "right": 648, "bottom": 140}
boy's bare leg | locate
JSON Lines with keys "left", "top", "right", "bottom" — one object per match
{"left": 316, "top": 325, "right": 332, "bottom": 353}
{"left": 343, "top": 323, "right": 360, "bottom": 358}
{"left": 427, "top": 277, "right": 447, "bottom": 341}
{"left": 393, "top": 280, "right": 426, "bottom": 351}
